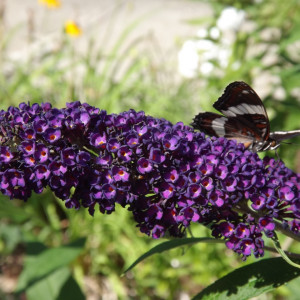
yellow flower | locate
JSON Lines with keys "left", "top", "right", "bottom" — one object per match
{"left": 65, "top": 20, "right": 82, "bottom": 37}
{"left": 38, "top": 0, "right": 61, "bottom": 9}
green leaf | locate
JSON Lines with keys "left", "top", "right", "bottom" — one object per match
{"left": 285, "top": 277, "right": 300, "bottom": 300}
{"left": 124, "top": 237, "right": 221, "bottom": 273}
{"left": 192, "top": 257, "right": 300, "bottom": 300}
{"left": 16, "top": 238, "right": 86, "bottom": 293}
{"left": 0, "top": 223, "right": 23, "bottom": 254}
{"left": 56, "top": 273, "right": 85, "bottom": 300}
{"left": 26, "top": 267, "right": 84, "bottom": 300}
{"left": 0, "top": 196, "right": 29, "bottom": 223}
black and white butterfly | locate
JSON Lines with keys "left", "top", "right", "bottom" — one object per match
{"left": 192, "top": 81, "right": 300, "bottom": 152}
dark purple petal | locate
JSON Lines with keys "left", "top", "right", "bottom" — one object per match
{"left": 117, "top": 145, "right": 132, "bottom": 162}
{"left": 112, "top": 166, "right": 130, "bottom": 182}
{"left": 164, "top": 168, "right": 179, "bottom": 183}
{"left": 149, "top": 148, "right": 165, "bottom": 164}
{"left": 90, "top": 133, "right": 106, "bottom": 149}
{"left": 0, "top": 146, "right": 14, "bottom": 163}
{"left": 137, "top": 158, "right": 153, "bottom": 174}
{"left": 44, "top": 128, "right": 61, "bottom": 143}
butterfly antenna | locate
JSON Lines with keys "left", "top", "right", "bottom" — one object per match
{"left": 280, "top": 141, "right": 300, "bottom": 146}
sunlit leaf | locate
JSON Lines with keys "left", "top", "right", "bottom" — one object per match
{"left": 193, "top": 257, "right": 300, "bottom": 300}
{"left": 16, "top": 238, "right": 86, "bottom": 293}
{"left": 124, "top": 237, "right": 222, "bottom": 273}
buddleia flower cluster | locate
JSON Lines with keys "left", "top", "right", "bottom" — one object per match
{"left": 0, "top": 101, "right": 299, "bottom": 260}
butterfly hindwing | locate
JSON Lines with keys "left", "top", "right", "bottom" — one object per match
{"left": 192, "top": 112, "right": 257, "bottom": 148}
{"left": 192, "top": 112, "right": 224, "bottom": 137}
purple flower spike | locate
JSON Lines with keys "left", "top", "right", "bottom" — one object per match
{"left": 1, "top": 101, "right": 300, "bottom": 260}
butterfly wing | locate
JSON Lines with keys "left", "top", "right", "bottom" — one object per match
{"left": 192, "top": 112, "right": 259, "bottom": 148}
{"left": 213, "top": 81, "right": 270, "bottom": 142}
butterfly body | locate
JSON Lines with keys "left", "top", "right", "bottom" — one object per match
{"left": 192, "top": 81, "right": 300, "bottom": 152}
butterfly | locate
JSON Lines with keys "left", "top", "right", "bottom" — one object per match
{"left": 192, "top": 81, "right": 300, "bottom": 152}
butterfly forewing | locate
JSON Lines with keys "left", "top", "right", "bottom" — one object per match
{"left": 213, "top": 81, "right": 270, "bottom": 141}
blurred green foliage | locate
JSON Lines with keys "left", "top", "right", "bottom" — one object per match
{"left": 1, "top": 0, "right": 300, "bottom": 299}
